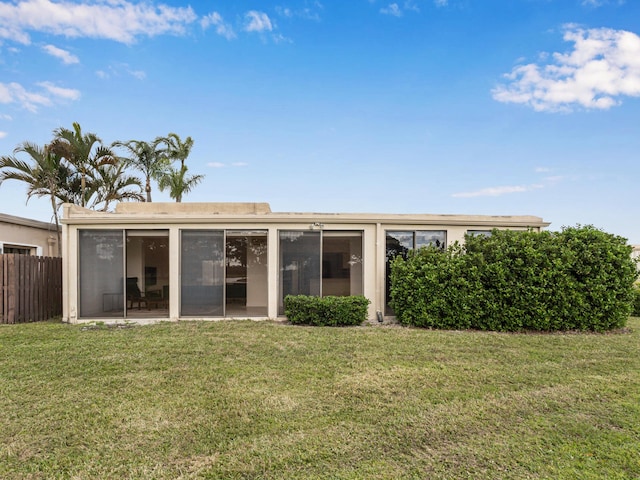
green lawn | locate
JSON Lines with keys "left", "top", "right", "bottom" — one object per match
{"left": 1, "top": 318, "right": 639, "bottom": 479}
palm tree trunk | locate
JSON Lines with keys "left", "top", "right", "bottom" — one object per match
{"left": 145, "top": 177, "right": 152, "bottom": 202}
{"left": 80, "top": 172, "right": 86, "bottom": 207}
{"left": 49, "top": 194, "right": 61, "bottom": 255}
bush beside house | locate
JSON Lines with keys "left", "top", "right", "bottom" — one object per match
{"left": 284, "top": 295, "right": 370, "bottom": 326}
{"left": 632, "top": 287, "right": 640, "bottom": 317}
{"left": 390, "top": 226, "right": 639, "bottom": 332}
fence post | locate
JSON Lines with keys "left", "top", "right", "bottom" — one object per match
{"left": 7, "top": 255, "right": 16, "bottom": 323}
{"left": 1, "top": 255, "right": 5, "bottom": 323}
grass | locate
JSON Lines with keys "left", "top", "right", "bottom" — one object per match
{"left": 1, "top": 318, "right": 639, "bottom": 479}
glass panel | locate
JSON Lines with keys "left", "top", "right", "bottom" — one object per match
{"left": 126, "top": 230, "right": 168, "bottom": 237}
{"left": 181, "top": 230, "right": 224, "bottom": 316}
{"left": 279, "top": 231, "right": 321, "bottom": 314}
{"left": 225, "top": 231, "right": 268, "bottom": 317}
{"left": 79, "top": 230, "right": 124, "bottom": 318}
{"left": 467, "top": 230, "right": 492, "bottom": 237}
{"left": 385, "top": 231, "right": 415, "bottom": 315}
{"left": 225, "top": 230, "right": 267, "bottom": 236}
{"left": 4, "top": 246, "right": 32, "bottom": 255}
{"left": 126, "top": 231, "right": 169, "bottom": 318}
{"left": 322, "top": 232, "right": 363, "bottom": 296}
{"left": 416, "top": 230, "right": 446, "bottom": 250}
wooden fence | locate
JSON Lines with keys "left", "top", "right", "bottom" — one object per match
{"left": 0, "top": 254, "right": 62, "bottom": 324}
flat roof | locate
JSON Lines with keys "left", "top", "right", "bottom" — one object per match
{"left": 0, "top": 212, "right": 60, "bottom": 231}
{"left": 61, "top": 202, "right": 550, "bottom": 228}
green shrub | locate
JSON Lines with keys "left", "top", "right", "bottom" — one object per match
{"left": 390, "top": 243, "right": 481, "bottom": 330}
{"left": 284, "top": 295, "right": 370, "bottom": 326}
{"left": 633, "top": 287, "right": 640, "bottom": 317}
{"left": 390, "top": 225, "right": 638, "bottom": 332}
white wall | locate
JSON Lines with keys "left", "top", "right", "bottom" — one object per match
{"left": 246, "top": 237, "right": 268, "bottom": 308}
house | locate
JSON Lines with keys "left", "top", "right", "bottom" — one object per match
{"left": 0, "top": 212, "right": 60, "bottom": 257}
{"left": 60, "top": 202, "right": 550, "bottom": 324}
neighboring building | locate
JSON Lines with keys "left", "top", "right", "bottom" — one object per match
{"left": 632, "top": 245, "right": 640, "bottom": 274}
{"left": 60, "top": 202, "right": 550, "bottom": 323}
{"left": 0, "top": 212, "right": 60, "bottom": 257}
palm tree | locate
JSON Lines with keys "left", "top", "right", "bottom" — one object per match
{"left": 113, "top": 139, "right": 169, "bottom": 202}
{"left": 158, "top": 132, "right": 194, "bottom": 170}
{"left": 156, "top": 132, "right": 204, "bottom": 202}
{"left": 89, "top": 160, "right": 144, "bottom": 211}
{"left": 157, "top": 165, "right": 204, "bottom": 203}
{"left": 50, "top": 122, "right": 116, "bottom": 207}
{"left": 0, "top": 142, "right": 71, "bottom": 248}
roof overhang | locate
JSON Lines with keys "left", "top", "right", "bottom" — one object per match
{"left": 61, "top": 203, "right": 551, "bottom": 229}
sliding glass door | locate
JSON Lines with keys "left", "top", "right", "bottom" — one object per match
{"left": 125, "top": 230, "right": 170, "bottom": 318}
{"left": 278, "top": 230, "right": 363, "bottom": 314}
{"left": 79, "top": 229, "right": 171, "bottom": 319}
{"left": 180, "top": 230, "right": 225, "bottom": 316}
{"left": 79, "top": 230, "right": 124, "bottom": 318}
{"left": 279, "top": 231, "right": 321, "bottom": 314}
{"left": 225, "top": 231, "right": 268, "bottom": 317}
{"left": 322, "top": 232, "right": 363, "bottom": 297}
{"left": 180, "top": 230, "right": 268, "bottom": 317}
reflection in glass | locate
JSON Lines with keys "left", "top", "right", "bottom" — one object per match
{"left": 467, "top": 230, "right": 492, "bottom": 237}
{"left": 279, "top": 231, "right": 321, "bottom": 314}
{"left": 416, "top": 231, "right": 446, "bottom": 249}
{"left": 279, "top": 231, "right": 364, "bottom": 315}
{"left": 225, "top": 231, "right": 268, "bottom": 317}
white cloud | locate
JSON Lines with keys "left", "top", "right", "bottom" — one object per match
{"left": 380, "top": 1, "right": 425, "bottom": 17}
{"left": 95, "top": 64, "right": 145, "bottom": 80}
{"left": 42, "top": 44, "right": 79, "bottom": 64}
{"left": 0, "top": 131, "right": 7, "bottom": 139}
{"left": 201, "top": 12, "right": 236, "bottom": 40}
{"left": 0, "top": 81, "right": 79, "bottom": 112}
{"left": 128, "top": 69, "right": 146, "bottom": 80}
{"left": 244, "top": 11, "right": 273, "bottom": 33}
{"left": 492, "top": 25, "right": 640, "bottom": 112}
{"left": 380, "top": 3, "right": 402, "bottom": 16}
{"left": 37, "top": 81, "right": 81, "bottom": 100}
{"left": 272, "top": 33, "right": 292, "bottom": 44}
{"left": 405, "top": 1, "right": 420, "bottom": 12}
{"left": 544, "top": 175, "right": 564, "bottom": 183}
{"left": 276, "top": 7, "right": 293, "bottom": 18}
{"left": 452, "top": 184, "right": 544, "bottom": 198}
{"left": 434, "top": 0, "right": 448, "bottom": 6}
{"left": 0, "top": 0, "right": 197, "bottom": 45}
{"left": 581, "top": 0, "right": 625, "bottom": 6}
{"left": 0, "top": 82, "right": 51, "bottom": 112}
{"left": 275, "top": 4, "right": 322, "bottom": 21}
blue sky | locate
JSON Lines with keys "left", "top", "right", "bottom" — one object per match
{"left": 1, "top": 0, "right": 639, "bottom": 243}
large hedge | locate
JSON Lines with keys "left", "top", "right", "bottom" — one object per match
{"left": 390, "top": 226, "right": 638, "bottom": 332}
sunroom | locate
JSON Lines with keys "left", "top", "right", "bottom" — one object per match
{"left": 61, "top": 202, "right": 549, "bottom": 323}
